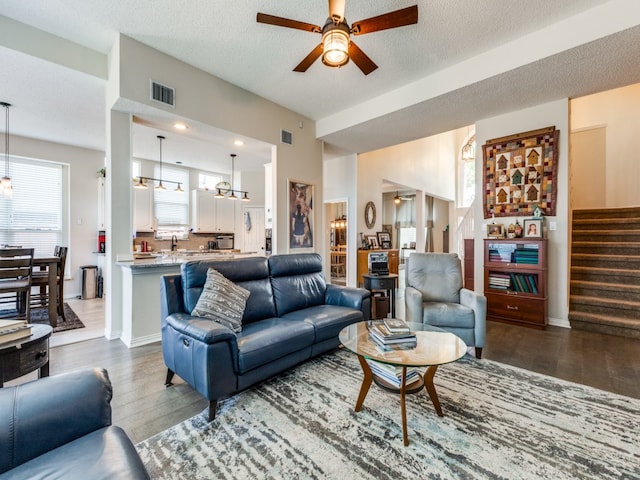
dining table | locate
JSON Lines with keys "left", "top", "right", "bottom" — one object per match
{"left": 33, "top": 256, "right": 61, "bottom": 328}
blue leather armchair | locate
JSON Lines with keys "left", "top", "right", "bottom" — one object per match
{"left": 161, "top": 253, "right": 370, "bottom": 421}
{"left": 404, "top": 253, "right": 486, "bottom": 358}
{"left": 0, "top": 368, "right": 149, "bottom": 480}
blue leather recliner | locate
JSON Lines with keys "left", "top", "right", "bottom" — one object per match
{"left": 161, "top": 253, "right": 371, "bottom": 421}
{"left": 0, "top": 368, "right": 149, "bottom": 480}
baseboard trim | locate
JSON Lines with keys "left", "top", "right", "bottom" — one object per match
{"left": 121, "top": 333, "right": 162, "bottom": 348}
{"left": 548, "top": 316, "right": 570, "bottom": 328}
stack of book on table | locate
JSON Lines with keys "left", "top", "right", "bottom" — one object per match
{"left": 0, "top": 319, "right": 32, "bottom": 345}
{"left": 366, "top": 360, "right": 420, "bottom": 388}
{"left": 368, "top": 319, "right": 417, "bottom": 349}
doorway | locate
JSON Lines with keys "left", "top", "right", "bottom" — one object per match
{"left": 242, "top": 206, "right": 266, "bottom": 255}
{"left": 327, "top": 201, "right": 347, "bottom": 285}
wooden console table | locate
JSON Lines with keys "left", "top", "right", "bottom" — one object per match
{"left": 357, "top": 249, "right": 398, "bottom": 286}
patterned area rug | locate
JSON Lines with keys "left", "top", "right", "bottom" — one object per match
{"left": 136, "top": 349, "right": 639, "bottom": 479}
{"left": 30, "top": 303, "right": 85, "bottom": 332}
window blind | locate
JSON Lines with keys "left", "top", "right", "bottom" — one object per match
{"left": 0, "top": 157, "right": 63, "bottom": 257}
{"left": 154, "top": 164, "right": 189, "bottom": 226}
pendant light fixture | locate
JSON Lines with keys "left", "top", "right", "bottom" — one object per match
{"left": 462, "top": 126, "right": 475, "bottom": 161}
{"left": 228, "top": 154, "right": 237, "bottom": 200}
{"left": 1, "top": 102, "right": 12, "bottom": 197}
{"left": 394, "top": 191, "right": 401, "bottom": 204}
{"left": 133, "top": 135, "right": 184, "bottom": 193}
{"left": 213, "top": 153, "right": 250, "bottom": 201}
{"left": 155, "top": 135, "right": 166, "bottom": 191}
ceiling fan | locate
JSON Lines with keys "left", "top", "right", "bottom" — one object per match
{"left": 256, "top": 1, "right": 418, "bottom": 75}
{"left": 393, "top": 191, "right": 415, "bottom": 203}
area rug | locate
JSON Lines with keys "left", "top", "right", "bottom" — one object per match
{"left": 30, "top": 303, "right": 85, "bottom": 332}
{"left": 136, "top": 349, "right": 639, "bottom": 480}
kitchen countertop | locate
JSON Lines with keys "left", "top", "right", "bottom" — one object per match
{"left": 117, "top": 251, "right": 261, "bottom": 270}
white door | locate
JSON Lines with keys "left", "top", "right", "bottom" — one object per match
{"left": 243, "top": 206, "right": 266, "bottom": 254}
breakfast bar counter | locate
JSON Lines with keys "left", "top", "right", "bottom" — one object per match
{"left": 117, "top": 252, "right": 260, "bottom": 347}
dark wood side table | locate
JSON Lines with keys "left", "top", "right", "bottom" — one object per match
{"left": 0, "top": 324, "right": 52, "bottom": 387}
{"left": 362, "top": 273, "right": 398, "bottom": 319}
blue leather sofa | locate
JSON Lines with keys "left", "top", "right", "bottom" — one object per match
{"left": 0, "top": 368, "right": 149, "bottom": 480}
{"left": 161, "top": 253, "right": 371, "bottom": 421}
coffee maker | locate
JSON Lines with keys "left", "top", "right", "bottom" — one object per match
{"left": 98, "top": 230, "right": 106, "bottom": 253}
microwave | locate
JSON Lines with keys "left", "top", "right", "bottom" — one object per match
{"left": 216, "top": 234, "right": 234, "bottom": 250}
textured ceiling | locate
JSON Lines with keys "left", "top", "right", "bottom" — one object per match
{"left": 0, "top": 0, "right": 638, "bottom": 168}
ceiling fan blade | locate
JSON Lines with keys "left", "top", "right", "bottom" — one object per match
{"left": 351, "top": 5, "right": 418, "bottom": 35}
{"left": 257, "top": 13, "right": 321, "bottom": 33}
{"left": 293, "top": 44, "right": 324, "bottom": 72}
{"left": 328, "top": 0, "right": 346, "bottom": 23}
{"left": 348, "top": 41, "right": 378, "bottom": 75}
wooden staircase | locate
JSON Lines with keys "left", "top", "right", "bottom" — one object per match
{"left": 569, "top": 207, "right": 640, "bottom": 339}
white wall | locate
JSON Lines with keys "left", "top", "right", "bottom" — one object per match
{"left": 571, "top": 83, "right": 640, "bottom": 208}
{"left": 7, "top": 134, "right": 104, "bottom": 298}
{"left": 356, "top": 129, "right": 461, "bottom": 251}
{"left": 323, "top": 153, "right": 358, "bottom": 286}
{"left": 474, "top": 99, "right": 570, "bottom": 327}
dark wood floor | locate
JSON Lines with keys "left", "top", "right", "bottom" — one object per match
{"left": 17, "top": 320, "right": 640, "bottom": 444}
{"left": 483, "top": 320, "right": 640, "bottom": 399}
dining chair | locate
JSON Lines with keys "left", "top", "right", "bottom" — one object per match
{"left": 0, "top": 248, "right": 35, "bottom": 322}
{"left": 30, "top": 246, "right": 68, "bottom": 322}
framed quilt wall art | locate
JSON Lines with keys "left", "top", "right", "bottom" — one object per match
{"left": 483, "top": 126, "right": 559, "bottom": 219}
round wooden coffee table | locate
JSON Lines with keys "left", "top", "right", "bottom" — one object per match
{"left": 339, "top": 321, "right": 466, "bottom": 446}
{"left": 0, "top": 323, "right": 52, "bottom": 387}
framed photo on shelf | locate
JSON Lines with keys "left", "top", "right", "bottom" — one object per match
{"left": 381, "top": 241, "right": 392, "bottom": 249}
{"left": 364, "top": 234, "right": 379, "bottom": 249}
{"left": 377, "top": 231, "right": 391, "bottom": 246}
{"left": 487, "top": 223, "right": 504, "bottom": 238}
{"left": 523, "top": 218, "right": 543, "bottom": 238}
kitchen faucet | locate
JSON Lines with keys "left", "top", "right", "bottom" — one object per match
{"left": 171, "top": 235, "right": 178, "bottom": 252}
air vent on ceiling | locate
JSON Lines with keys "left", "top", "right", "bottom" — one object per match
{"left": 281, "top": 129, "right": 293, "bottom": 145}
{"left": 150, "top": 80, "right": 175, "bottom": 107}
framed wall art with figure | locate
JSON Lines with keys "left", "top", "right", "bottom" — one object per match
{"left": 289, "top": 180, "right": 314, "bottom": 249}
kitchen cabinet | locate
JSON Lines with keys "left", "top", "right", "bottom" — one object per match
{"left": 191, "top": 189, "right": 236, "bottom": 233}
{"left": 133, "top": 186, "right": 155, "bottom": 232}
{"left": 216, "top": 196, "right": 235, "bottom": 232}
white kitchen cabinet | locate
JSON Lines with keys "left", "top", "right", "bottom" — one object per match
{"left": 191, "top": 189, "right": 236, "bottom": 233}
{"left": 191, "top": 189, "right": 216, "bottom": 232}
{"left": 216, "top": 196, "right": 235, "bottom": 233}
{"left": 133, "top": 186, "right": 155, "bottom": 232}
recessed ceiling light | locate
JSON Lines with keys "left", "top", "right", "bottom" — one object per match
{"left": 234, "top": 139, "right": 244, "bottom": 146}
{"left": 174, "top": 122, "right": 188, "bottom": 130}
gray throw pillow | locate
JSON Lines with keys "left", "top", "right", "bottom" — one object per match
{"left": 191, "top": 268, "right": 250, "bottom": 333}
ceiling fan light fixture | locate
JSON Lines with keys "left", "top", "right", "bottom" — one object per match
{"left": 321, "top": 25, "right": 350, "bottom": 67}
{"left": 394, "top": 191, "right": 401, "bottom": 204}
